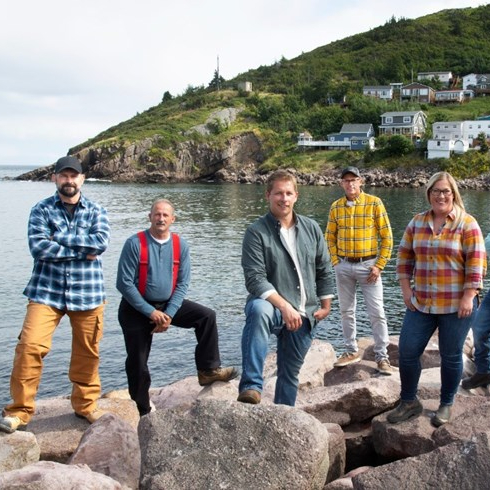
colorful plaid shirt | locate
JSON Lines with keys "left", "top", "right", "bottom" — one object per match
{"left": 23, "top": 192, "right": 110, "bottom": 311}
{"left": 325, "top": 192, "right": 393, "bottom": 270}
{"left": 396, "top": 209, "right": 486, "bottom": 314}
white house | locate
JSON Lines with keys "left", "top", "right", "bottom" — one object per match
{"left": 427, "top": 120, "right": 490, "bottom": 158}
{"left": 362, "top": 86, "right": 393, "bottom": 100}
{"left": 463, "top": 73, "right": 478, "bottom": 90}
{"left": 417, "top": 71, "right": 453, "bottom": 86}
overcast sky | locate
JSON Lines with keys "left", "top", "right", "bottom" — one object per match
{"left": 1, "top": 0, "right": 487, "bottom": 166}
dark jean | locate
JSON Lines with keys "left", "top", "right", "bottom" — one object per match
{"left": 239, "top": 297, "right": 313, "bottom": 407}
{"left": 471, "top": 290, "right": 490, "bottom": 373}
{"left": 398, "top": 299, "right": 477, "bottom": 406}
{"left": 118, "top": 298, "right": 220, "bottom": 415}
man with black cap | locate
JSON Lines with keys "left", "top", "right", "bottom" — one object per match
{"left": 0, "top": 156, "right": 110, "bottom": 433}
{"left": 325, "top": 166, "right": 393, "bottom": 374}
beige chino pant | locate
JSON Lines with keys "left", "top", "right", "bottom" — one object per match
{"left": 4, "top": 301, "right": 104, "bottom": 424}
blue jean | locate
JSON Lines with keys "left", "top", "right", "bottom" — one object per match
{"left": 239, "top": 297, "right": 313, "bottom": 406}
{"left": 471, "top": 290, "right": 490, "bottom": 373}
{"left": 398, "top": 300, "right": 476, "bottom": 406}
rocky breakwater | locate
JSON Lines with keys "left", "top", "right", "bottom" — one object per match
{"left": 1, "top": 336, "right": 489, "bottom": 489}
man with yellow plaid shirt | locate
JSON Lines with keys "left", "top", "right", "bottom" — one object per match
{"left": 326, "top": 166, "right": 393, "bottom": 374}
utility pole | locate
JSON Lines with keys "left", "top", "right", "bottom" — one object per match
{"left": 217, "top": 55, "right": 220, "bottom": 91}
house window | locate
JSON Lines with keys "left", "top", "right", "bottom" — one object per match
{"left": 385, "top": 117, "right": 393, "bottom": 123}
{"left": 403, "top": 116, "right": 411, "bottom": 123}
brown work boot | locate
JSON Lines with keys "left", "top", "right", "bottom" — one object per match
{"left": 387, "top": 399, "right": 423, "bottom": 424}
{"left": 75, "top": 407, "right": 109, "bottom": 424}
{"left": 0, "top": 415, "right": 27, "bottom": 434}
{"left": 198, "top": 366, "right": 239, "bottom": 386}
{"left": 431, "top": 404, "right": 452, "bottom": 428}
{"left": 237, "top": 389, "right": 261, "bottom": 404}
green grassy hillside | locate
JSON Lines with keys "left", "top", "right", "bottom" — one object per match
{"left": 71, "top": 4, "right": 490, "bottom": 179}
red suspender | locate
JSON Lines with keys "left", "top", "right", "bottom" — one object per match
{"left": 137, "top": 231, "right": 180, "bottom": 296}
{"left": 171, "top": 232, "right": 180, "bottom": 293}
{"left": 137, "top": 231, "right": 148, "bottom": 296}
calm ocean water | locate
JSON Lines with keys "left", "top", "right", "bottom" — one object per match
{"left": 1, "top": 164, "right": 489, "bottom": 408}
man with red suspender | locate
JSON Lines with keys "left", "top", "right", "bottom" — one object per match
{"left": 116, "top": 198, "right": 238, "bottom": 416}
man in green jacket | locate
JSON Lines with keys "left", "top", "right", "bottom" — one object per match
{"left": 237, "top": 170, "right": 334, "bottom": 406}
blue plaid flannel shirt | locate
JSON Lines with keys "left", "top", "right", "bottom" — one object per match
{"left": 23, "top": 192, "right": 110, "bottom": 311}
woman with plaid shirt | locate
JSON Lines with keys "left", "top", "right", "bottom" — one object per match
{"left": 387, "top": 171, "right": 486, "bottom": 428}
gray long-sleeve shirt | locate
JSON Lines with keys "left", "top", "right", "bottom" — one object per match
{"left": 241, "top": 211, "right": 334, "bottom": 326}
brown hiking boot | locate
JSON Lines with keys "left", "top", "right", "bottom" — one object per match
{"left": 431, "top": 404, "right": 452, "bottom": 428}
{"left": 75, "top": 407, "right": 109, "bottom": 424}
{"left": 0, "top": 415, "right": 27, "bottom": 434}
{"left": 461, "top": 372, "right": 490, "bottom": 390}
{"left": 387, "top": 399, "right": 423, "bottom": 424}
{"left": 198, "top": 366, "right": 239, "bottom": 386}
{"left": 237, "top": 389, "right": 261, "bottom": 404}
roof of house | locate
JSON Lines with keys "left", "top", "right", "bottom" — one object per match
{"left": 381, "top": 111, "right": 425, "bottom": 117}
{"left": 363, "top": 86, "right": 392, "bottom": 90}
{"left": 340, "top": 124, "right": 373, "bottom": 133}
{"left": 402, "top": 82, "right": 434, "bottom": 90}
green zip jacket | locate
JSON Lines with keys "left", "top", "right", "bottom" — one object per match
{"left": 242, "top": 211, "right": 334, "bottom": 326}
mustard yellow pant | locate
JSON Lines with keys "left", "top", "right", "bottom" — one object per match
{"left": 4, "top": 302, "right": 104, "bottom": 424}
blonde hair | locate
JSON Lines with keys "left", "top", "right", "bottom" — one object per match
{"left": 426, "top": 171, "right": 465, "bottom": 229}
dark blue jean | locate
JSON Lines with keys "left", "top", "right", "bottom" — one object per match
{"left": 239, "top": 298, "right": 313, "bottom": 406}
{"left": 398, "top": 299, "right": 476, "bottom": 406}
{"left": 471, "top": 290, "right": 490, "bottom": 373}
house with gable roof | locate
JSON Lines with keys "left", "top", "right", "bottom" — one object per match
{"left": 297, "top": 124, "right": 375, "bottom": 150}
{"left": 463, "top": 73, "right": 490, "bottom": 95}
{"left": 427, "top": 119, "right": 490, "bottom": 159}
{"left": 378, "top": 111, "right": 427, "bottom": 140}
{"left": 400, "top": 83, "right": 435, "bottom": 103}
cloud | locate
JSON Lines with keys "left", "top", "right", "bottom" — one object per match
{"left": 0, "top": 0, "right": 486, "bottom": 165}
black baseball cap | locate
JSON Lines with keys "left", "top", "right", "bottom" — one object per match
{"left": 341, "top": 166, "right": 361, "bottom": 178}
{"left": 55, "top": 156, "right": 83, "bottom": 174}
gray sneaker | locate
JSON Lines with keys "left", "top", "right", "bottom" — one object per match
{"left": 387, "top": 399, "right": 423, "bottom": 424}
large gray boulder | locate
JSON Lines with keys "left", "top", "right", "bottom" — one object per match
{"left": 139, "top": 399, "right": 331, "bottom": 490}
{"left": 68, "top": 413, "right": 140, "bottom": 490}
{"left": 0, "top": 430, "right": 40, "bottom": 472}
{"left": 298, "top": 377, "right": 400, "bottom": 426}
{"left": 26, "top": 397, "right": 139, "bottom": 462}
{"left": 371, "top": 395, "right": 485, "bottom": 460}
{"left": 353, "top": 432, "right": 490, "bottom": 489}
{"left": 0, "top": 461, "right": 122, "bottom": 489}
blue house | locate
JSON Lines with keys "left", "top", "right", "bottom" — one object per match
{"left": 298, "top": 124, "right": 375, "bottom": 150}
{"left": 326, "top": 124, "right": 375, "bottom": 150}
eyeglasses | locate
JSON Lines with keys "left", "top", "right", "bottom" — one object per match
{"left": 430, "top": 188, "right": 452, "bottom": 197}
{"left": 342, "top": 178, "right": 360, "bottom": 184}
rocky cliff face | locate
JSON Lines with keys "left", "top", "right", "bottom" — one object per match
{"left": 15, "top": 131, "right": 265, "bottom": 183}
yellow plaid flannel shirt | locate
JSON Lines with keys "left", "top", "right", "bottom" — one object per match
{"left": 325, "top": 192, "right": 393, "bottom": 270}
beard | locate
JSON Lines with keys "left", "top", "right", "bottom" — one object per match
{"left": 58, "top": 184, "right": 79, "bottom": 198}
